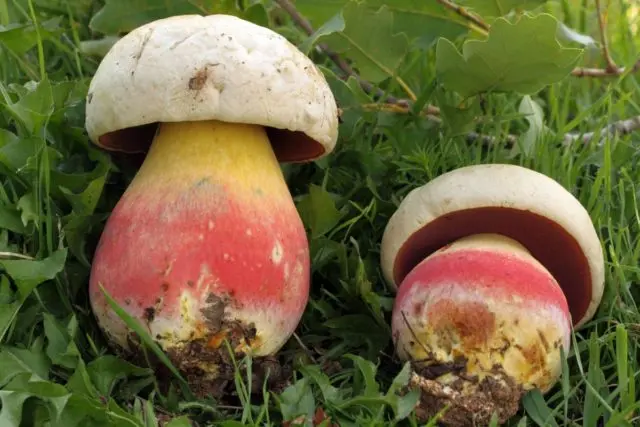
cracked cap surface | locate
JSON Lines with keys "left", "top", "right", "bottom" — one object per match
{"left": 85, "top": 14, "right": 339, "bottom": 163}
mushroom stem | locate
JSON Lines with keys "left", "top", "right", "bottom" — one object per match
{"left": 130, "top": 120, "right": 290, "bottom": 198}
{"left": 89, "top": 119, "right": 309, "bottom": 394}
{"left": 392, "top": 233, "right": 571, "bottom": 425}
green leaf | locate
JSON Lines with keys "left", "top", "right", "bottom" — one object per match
{"left": 3, "top": 79, "right": 55, "bottom": 133}
{"left": 217, "top": 421, "right": 245, "bottom": 427}
{"left": 318, "top": 67, "right": 373, "bottom": 139}
{"left": 377, "top": 1, "right": 471, "bottom": 48}
{"left": 89, "top": 0, "right": 266, "bottom": 35}
{"left": 52, "top": 393, "right": 106, "bottom": 427}
{"left": 299, "top": 11, "right": 344, "bottom": 54}
{"left": 392, "top": 388, "right": 420, "bottom": 421}
{"left": 298, "top": 365, "right": 342, "bottom": 404}
{"left": 303, "top": 2, "right": 410, "bottom": 83}
{"left": 291, "top": 0, "right": 348, "bottom": 25}
{"left": 310, "top": 237, "right": 348, "bottom": 274}
{"left": 385, "top": 362, "right": 420, "bottom": 420}
{"left": 435, "top": 13, "right": 583, "bottom": 97}
{"left": 85, "top": 356, "right": 152, "bottom": 397}
{"left": 0, "top": 389, "right": 30, "bottom": 426}
{"left": 60, "top": 172, "right": 108, "bottom": 216}
{"left": 511, "top": 95, "right": 550, "bottom": 157}
{"left": 0, "top": 129, "right": 18, "bottom": 146}
{"left": 32, "top": 0, "right": 94, "bottom": 19}
{"left": 460, "top": 0, "right": 548, "bottom": 17}
{"left": 345, "top": 354, "right": 379, "bottom": 396}
{"left": 0, "top": 136, "right": 42, "bottom": 178}
{"left": 89, "top": 0, "right": 225, "bottom": 34}
{"left": 17, "top": 192, "right": 39, "bottom": 227}
{"left": 21, "top": 382, "right": 71, "bottom": 422}
{"left": 2, "top": 80, "right": 86, "bottom": 134}
{"left": 43, "top": 314, "right": 80, "bottom": 370}
{"left": 435, "top": 87, "right": 481, "bottom": 136}
{"left": 105, "top": 397, "right": 145, "bottom": 426}
{"left": 66, "top": 360, "right": 100, "bottom": 398}
{"left": 242, "top": 3, "right": 270, "bottom": 28}
{"left": 63, "top": 213, "right": 109, "bottom": 267}
{"left": 296, "top": 0, "right": 469, "bottom": 49}
{"left": 0, "top": 303, "right": 17, "bottom": 331}
{"left": 0, "top": 249, "right": 68, "bottom": 301}
{"left": 0, "top": 18, "right": 63, "bottom": 54}
{"left": 165, "top": 416, "right": 193, "bottom": 427}
{"left": 522, "top": 389, "right": 559, "bottom": 426}
{"left": 0, "top": 205, "right": 27, "bottom": 234}
{"left": 278, "top": 377, "right": 316, "bottom": 423}
{"left": 139, "top": 398, "right": 157, "bottom": 427}
{"left": 386, "top": 362, "right": 412, "bottom": 395}
{"left": 297, "top": 185, "right": 345, "bottom": 238}
{"left": 0, "top": 374, "right": 72, "bottom": 426}
{"left": 0, "top": 297, "right": 22, "bottom": 344}
{"left": 0, "top": 346, "right": 52, "bottom": 386}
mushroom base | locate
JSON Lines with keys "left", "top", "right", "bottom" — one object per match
{"left": 89, "top": 119, "right": 310, "bottom": 389}
{"left": 392, "top": 234, "right": 571, "bottom": 425}
{"left": 119, "top": 327, "right": 293, "bottom": 400}
{"left": 407, "top": 369, "right": 522, "bottom": 426}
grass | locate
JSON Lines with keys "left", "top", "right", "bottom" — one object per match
{"left": 0, "top": 0, "right": 639, "bottom": 426}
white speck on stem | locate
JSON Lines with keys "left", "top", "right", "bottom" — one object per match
{"left": 271, "top": 241, "right": 283, "bottom": 265}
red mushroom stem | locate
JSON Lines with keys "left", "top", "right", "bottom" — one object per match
{"left": 392, "top": 233, "right": 571, "bottom": 424}
{"left": 89, "top": 120, "right": 309, "bottom": 393}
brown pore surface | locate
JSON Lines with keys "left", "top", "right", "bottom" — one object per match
{"left": 96, "top": 124, "right": 326, "bottom": 163}
{"left": 394, "top": 207, "right": 592, "bottom": 326}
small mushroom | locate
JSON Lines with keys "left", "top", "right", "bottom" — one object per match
{"left": 85, "top": 15, "right": 338, "bottom": 394}
{"left": 380, "top": 164, "right": 604, "bottom": 425}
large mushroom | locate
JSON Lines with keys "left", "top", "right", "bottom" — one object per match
{"left": 380, "top": 164, "right": 604, "bottom": 425}
{"left": 85, "top": 14, "right": 338, "bottom": 395}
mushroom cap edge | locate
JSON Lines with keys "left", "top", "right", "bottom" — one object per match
{"left": 380, "top": 163, "right": 605, "bottom": 329}
{"left": 85, "top": 14, "right": 339, "bottom": 163}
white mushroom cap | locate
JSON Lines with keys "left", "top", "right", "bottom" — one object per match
{"left": 85, "top": 14, "right": 339, "bottom": 163}
{"left": 380, "top": 164, "right": 605, "bottom": 328}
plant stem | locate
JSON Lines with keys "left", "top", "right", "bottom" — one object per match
{"left": 434, "top": 0, "right": 490, "bottom": 33}
{"left": 563, "top": 115, "right": 640, "bottom": 144}
{"left": 595, "top": 0, "right": 618, "bottom": 71}
{"left": 571, "top": 60, "right": 640, "bottom": 77}
{"left": 27, "top": 0, "right": 46, "bottom": 81}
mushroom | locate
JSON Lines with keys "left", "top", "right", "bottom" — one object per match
{"left": 85, "top": 14, "right": 338, "bottom": 395}
{"left": 380, "top": 164, "right": 604, "bottom": 425}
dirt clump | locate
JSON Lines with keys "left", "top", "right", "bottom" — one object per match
{"left": 114, "top": 292, "right": 293, "bottom": 402}
{"left": 404, "top": 362, "right": 524, "bottom": 427}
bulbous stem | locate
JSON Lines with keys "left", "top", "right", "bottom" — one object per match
{"left": 392, "top": 233, "right": 571, "bottom": 425}
{"left": 89, "top": 120, "right": 309, "bottom": 394}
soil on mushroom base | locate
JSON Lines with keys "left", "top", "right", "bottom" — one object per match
{"left": 119, "top": 333, "right": 293, "bottom": 403}
{"left": 164, "top": 337, "right": 292, "bottom": 400}
{"left": 407, "top": 362, "right": 524, "bottom": 427}
{"left": 175, "top": 292, "right": 292, "bottom": 398}
{"left": 117, "top": 293, "right": 294, "bottom": 401}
